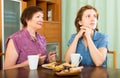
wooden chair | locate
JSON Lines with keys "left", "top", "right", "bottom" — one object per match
{"left": 108, "top": 50, "right": 117, "bottom": 69}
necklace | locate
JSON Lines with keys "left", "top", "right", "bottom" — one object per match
{"left": 27, "top": 28, "right": 37, "bottom": 41}
{"left": 30, "top": 33, "right": 37, "bottom": 41}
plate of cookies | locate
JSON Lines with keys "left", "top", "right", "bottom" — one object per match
{"left": 53, "top": 63, "right": 84, "bottom": 76}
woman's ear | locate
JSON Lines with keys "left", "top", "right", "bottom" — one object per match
{"left": 26, "top": 19, "right": 30, "bottom": 24}
{"left": 78, "top": 21, "right": 82, "bottom": 26}
{"left": 26, "top": 19, "right": 28, "bottom": 23}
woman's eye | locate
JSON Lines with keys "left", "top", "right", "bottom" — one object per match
{"left": 36, "top": 15, "right": 44, "bottom": 18}
{"left": 36, "top": 16, "right": 40, "bottom": 18}
{"left": 86, "top": 15, "right": 90, "bottom": 18}
{"left": 35, "top": 16, "right": 39, "bottom": 18}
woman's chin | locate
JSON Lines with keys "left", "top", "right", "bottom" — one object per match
{"left": 37, "top": 26, "right": 42, "bottom": 29}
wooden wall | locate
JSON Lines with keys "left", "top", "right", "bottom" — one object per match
{"left": 0, "top": 0, "right": 2, "bottom": 52}
{"left": 0, "top": 0, "right": 2, "bottom": 69}
{"left": 22, "top": 1, "right": 27, "bottom": 12}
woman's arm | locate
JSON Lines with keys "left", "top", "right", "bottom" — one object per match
{"left": 86, "top": 36, "right": 107, "bottom": 66}
{"left": 4, "top": 39, "right": 29, "bottom": 70}
{"left": 64, "top": 36, "right": 79, "bottom": 63}
{"left": 64, "top": 28, "right": 85, "bottom": 63}
{"left": 82, "top": 26, "right": 107, "bottom": 66}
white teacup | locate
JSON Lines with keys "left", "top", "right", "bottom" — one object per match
{"left": 70, "top": 53, "right": 82, "bottom": 66}
{"left": 28, "top": 55, "right": 39, "bottom": 70}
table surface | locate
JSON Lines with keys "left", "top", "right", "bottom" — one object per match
{"left": 0, "top": 66, "right": 120, "bottom": 78}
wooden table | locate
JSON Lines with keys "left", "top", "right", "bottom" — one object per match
{"left": 0, "top": 66, "right": 120, "bottom": 78}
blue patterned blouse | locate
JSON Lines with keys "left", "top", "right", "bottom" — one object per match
{"left": 68, "top": 30, "right": 109, "bottom": 67}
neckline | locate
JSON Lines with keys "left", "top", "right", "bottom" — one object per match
{"left": 24, "top": 28, "right": 38, "bottom": 41}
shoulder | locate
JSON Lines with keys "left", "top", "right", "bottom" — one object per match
{"left": 9, "top": 30, "right": 24, "bottom": 39}
{"left": 5, "top": 30, "right": 24, "bottom": 49}
{"left": 6, "top": 29, "right": 25, "bottom": 46}
{"left": 70, "top": 33, "right": 77, "bottom": 39}
{"left": 93, "top": 31, "right": 109, "bottom": 40}
{"left": 94, "top": 31, "right": 109, "bottom": 48}
{"left": 37, "top": 33, "right": 46, "bottom": 43}
{"left": 69, "top": 33, "right": 77, "bottom": 41}
{"left": 67, "top": 33, "right": 77, "bottom": 46}
{"left": 37, "top": 33, "right": 46, "bottom": 40}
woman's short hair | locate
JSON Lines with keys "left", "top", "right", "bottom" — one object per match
{"left": 21, "top": 6, "right": 43, "bottom": 27}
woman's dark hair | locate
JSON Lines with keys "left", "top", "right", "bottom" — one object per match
{"left": 21, "top": 6, "right": 43, "bottom": 27}
{"left": 75, "top": 5, "right": 99, "bottom": 33}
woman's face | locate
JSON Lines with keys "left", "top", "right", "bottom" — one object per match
{"left": 79, "top": 9, "right": 97, "bottom": 30}
{"left": 27, "top": 11, "right": 44, "bottom": 30}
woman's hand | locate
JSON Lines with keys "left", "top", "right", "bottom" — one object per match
{"left": 38, "top": 54, "right": 46, "bottom": 65}
{"left": 76, "top": 27, "right": 86, "bottom": 39}
{"left": 80, "top": 26, "right": 93, "bottom": 38}
{"left": 48, "top": 52, "right": 56, "bottom": 63}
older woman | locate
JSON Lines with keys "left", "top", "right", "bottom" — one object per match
{"left": 4, "top": 6, "right": 56, "bottom": 69}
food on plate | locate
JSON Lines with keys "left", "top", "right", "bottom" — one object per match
{"left": 53, "top": 63, "right": 84, "bottom": 76}
{"left": 53, "top": 63, "right": 76, "bottom": 72}
{"left": 42, "top": 62, "right": 84, "bottom": 76}
{"left": 42, "top": 62, "right": 60, "bottom": 69}
{"left": 55, "top": 66, "right": 83, "bottom": 76}
{"left": 69, "top": 66, "right": 83, "bottom": 73}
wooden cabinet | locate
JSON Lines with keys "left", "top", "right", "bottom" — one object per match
{"left": 26, "top": 0, "right": 61, "bottom": 21}
{"left": 23, "top": 0, "right": 62, "bottom": 61}
{"left": 37, "top": 21, "right": 61, "bottom": 42}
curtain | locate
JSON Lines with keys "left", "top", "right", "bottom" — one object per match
{"left": 62, "top": 0, "right": 120, "bottom": 68}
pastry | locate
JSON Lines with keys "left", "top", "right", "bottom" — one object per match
{"left": 53, "top": 63, "right": 84, "bottom": 76}
{"left": 43, "top": 62, "right": 58, "bottom": 69}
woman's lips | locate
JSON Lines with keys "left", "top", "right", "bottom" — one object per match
{"left": 90, "top": 23, "right": 95, "bottom": 25}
